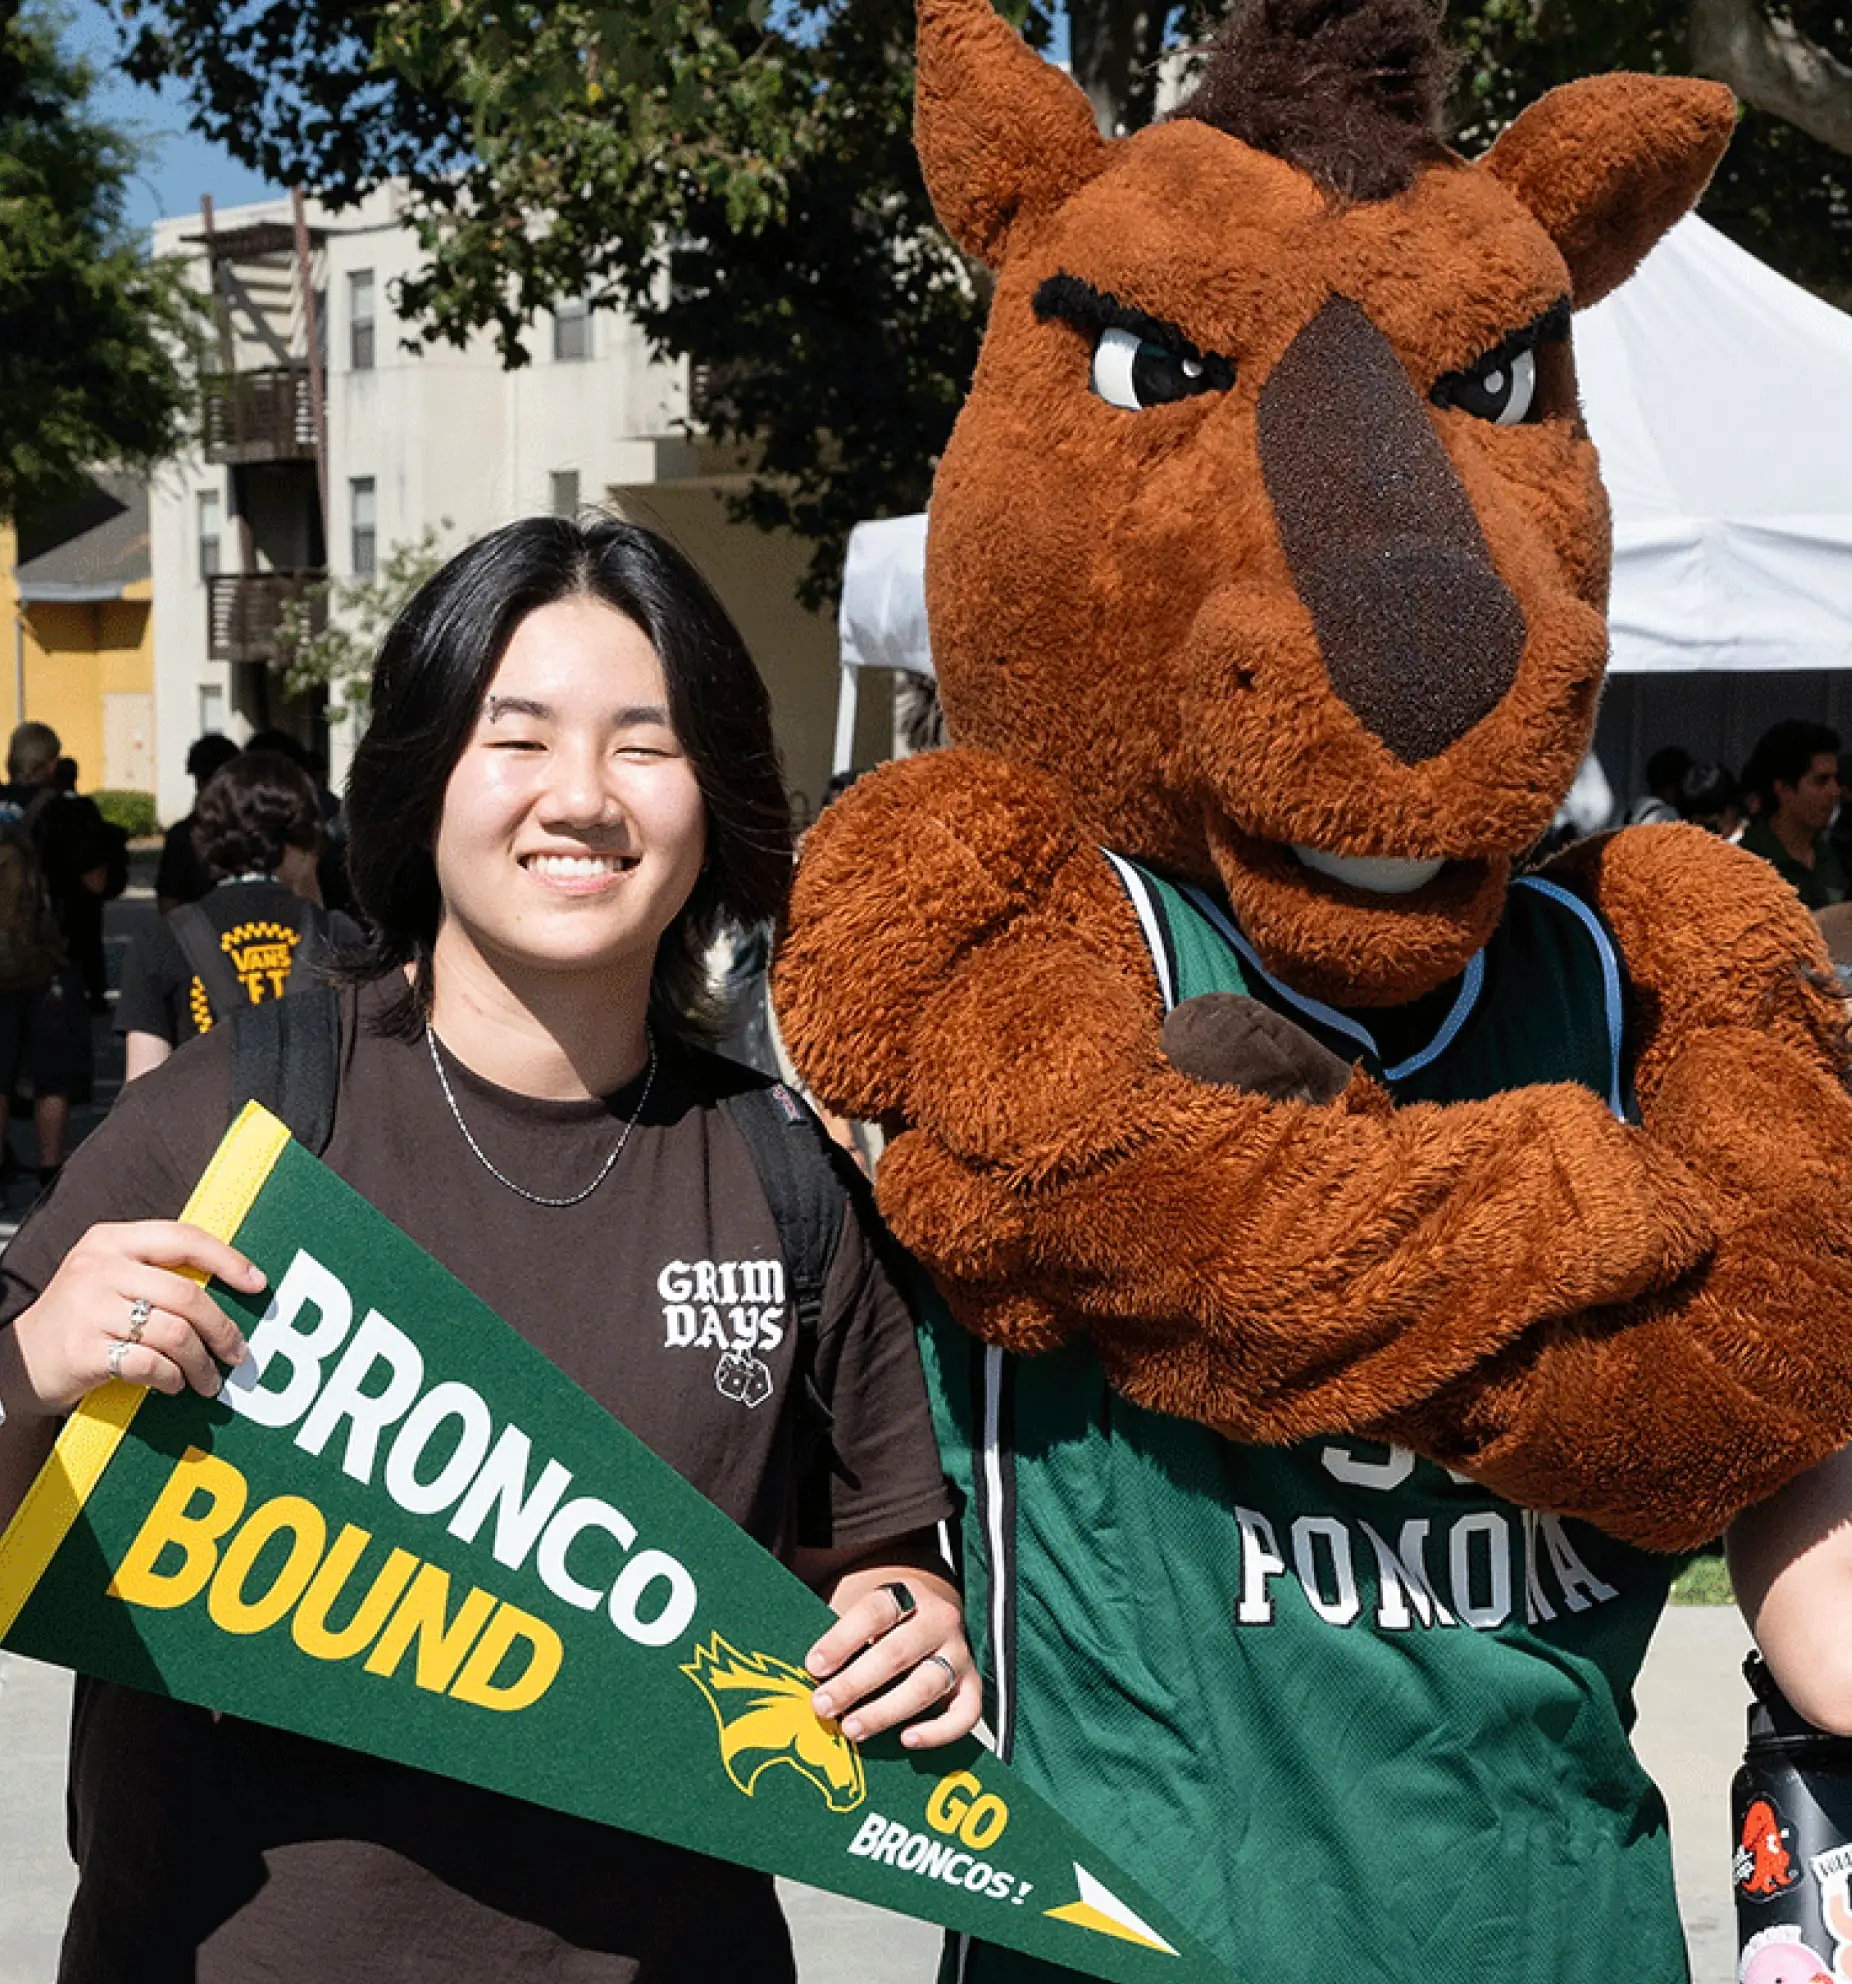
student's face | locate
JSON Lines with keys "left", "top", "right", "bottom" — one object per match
{"left": 1775, "top": 753, "right": 1842, "bottom": 836}
{"left": 433, "top": 595, "right": 707, "bottom": 982}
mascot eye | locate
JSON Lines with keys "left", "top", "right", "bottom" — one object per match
{"left": 1091, "top": 326, "right": 1226, "bottom": 410}
{"left": 1442, "top": 347, "right": 1537, "bottom": 426}
{"left": 1034, "top": 276, "right": 1236, "bottom": 413}
{"left": 1431, "top": 300, "right": 1568, "bottom": 428}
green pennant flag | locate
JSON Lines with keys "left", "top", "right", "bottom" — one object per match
{"left": 0, "top": 1105, "right": 1233, "bottom": 1983}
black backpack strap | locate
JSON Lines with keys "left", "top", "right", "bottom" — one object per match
{"left": 283, "top": 902, "right": 335, "bottom": 997}
{"left": 169, "top": 903, "right": 245, "bottom": 1022}
{"left": 724, "top": 1082, "right": 847, "bottom": 1338}
{"left": 721, "top": 1080, "right": 851, "bottom": 1524}
{"left": 19, "top": 787, "right": 57, "bottom": 839}
{"left": 229, "top": 982, "right": 342, "bottom": 1155}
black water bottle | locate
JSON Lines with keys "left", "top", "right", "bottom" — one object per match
{"left": 1733, "top": 1653, "right": 1852, "bottom": 1984}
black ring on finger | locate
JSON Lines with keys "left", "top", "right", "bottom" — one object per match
{"left": 881, "top": 1580, "right": 917, "bottom": 1624}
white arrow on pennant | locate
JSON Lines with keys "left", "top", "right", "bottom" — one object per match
{"left": 1045, "top": 1864, "right": 1181, "bottom": 1955}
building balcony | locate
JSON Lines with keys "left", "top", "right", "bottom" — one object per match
{"left": 206, "top": 571, "right": 326, "bottom": 664}
{"left": 202, "top": 368, "right": 319, "bottom": 465}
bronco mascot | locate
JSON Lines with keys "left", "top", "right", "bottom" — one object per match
{"left": 775, "top": 0, "right": 1852, "bottom": 1976}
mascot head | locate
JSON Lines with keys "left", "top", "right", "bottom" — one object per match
{"left": 918, "top": 0, "right": 1733, "bottom": 1004}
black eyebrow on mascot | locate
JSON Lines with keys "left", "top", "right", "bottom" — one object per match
{"left": 775, "top": 0, "right": 1852, "bottom": 1977}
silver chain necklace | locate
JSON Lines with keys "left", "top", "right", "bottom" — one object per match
{"left": 425, "top": 1022, "right": 656, "bottom": 1209}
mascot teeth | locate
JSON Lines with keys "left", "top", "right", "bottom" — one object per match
{"left": 1289, "top": 847, "right": 1446, "bottom": 895}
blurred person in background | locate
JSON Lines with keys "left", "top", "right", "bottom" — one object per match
{"left": 0, "top": 723, "right": 103, "bottom": 1185}
{"left": 1674, "top": 761, "right": 1743, "bottom": 839}
{"left": 117, "top": 749, "right": 353, "bottom": 1081}
{"left": 156, "top": 733, "right": 240, "bottom": 913}
{"left": 1741, "top": 720, "right": 1846, "bottom": 910}
{"left": 53, "top": 756, "right": 125, "bottom": 1009}
{"left": 246, "top": 728, "right": 353, "bottom": 917}
{"left": 1627, "top": 745, "right": 1693, "bottom": 825}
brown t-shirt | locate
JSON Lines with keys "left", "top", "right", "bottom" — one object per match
{"left": 0, "top": 977, "right": 951, "bottom": 1983}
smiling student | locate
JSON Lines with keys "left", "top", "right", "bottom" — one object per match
{"left": 0, "top": 516, "right": 976, "bottom": 1982}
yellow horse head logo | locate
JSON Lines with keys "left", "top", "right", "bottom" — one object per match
{"left": 682, "top": 1635, "right": 867, "bottom": 1813}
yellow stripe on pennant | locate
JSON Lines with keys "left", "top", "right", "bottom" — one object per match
{"left": 1045, "top": 1866, "right": 1181, "bottom": 1956}
{"left": 0, "top": 1102, "right": 292, "bottom": 1638}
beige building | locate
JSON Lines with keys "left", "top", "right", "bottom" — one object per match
{"left": 148, "top": 186, "right": 883, "bottom": 826}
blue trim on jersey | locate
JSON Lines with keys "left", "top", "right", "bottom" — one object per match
{"left": 1512, "top": 875, "right": 1627, "bottom": 1120}
{"left": 1179, "top": 881, "right": 1488, "bottom": 1085}
{"left": 1109, "top": 854, "right": 1627, "bottom": 1113}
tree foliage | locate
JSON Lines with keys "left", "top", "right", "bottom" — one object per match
{"left": 107, "top": 0, "right": 1850, "bottom": 599}
{"left": 275, "top": 522, "right": 451, "bottom": 713}
{"left": 0, "top": 3, "right": 202, "bottom": 520}
{"left": 1450, "top": 1, "right": 1852, "bottom": 308}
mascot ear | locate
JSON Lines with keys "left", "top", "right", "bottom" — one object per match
{"left": 1481, "top": 75, "right": 1735, "bottom": 309}
{"left": 916, "top": 0, "right": 1106, "bottom": 267}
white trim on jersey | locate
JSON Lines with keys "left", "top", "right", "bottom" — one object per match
{"left": 1101, "top": 850, "right": 1176, "bottom": 1011}
{"left": 981, "top": 1340, "right": 1012, "bottom": 1757}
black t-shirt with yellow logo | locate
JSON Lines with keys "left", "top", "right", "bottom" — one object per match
{"left": 115, "top": 877, "right": 359, "bottom": 1044}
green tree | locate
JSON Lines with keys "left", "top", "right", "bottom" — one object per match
{"left": 111, "top": 0, "right": 1018, "bottom": 602}
{"left": 275, "top": 523, "right": 451, "bottom": 714}
{"left": 1449, "top": 1, "right": 1852, "bottom": 308}
{"left": 106, "top": 0, "right": 1849, "bottom": 599}
{"left": 0, "top": 3, "right": 201, "bottom": 519}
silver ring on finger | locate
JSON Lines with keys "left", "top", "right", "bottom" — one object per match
{"left": 924, "top": 1652, "right": 958, "bottom": 1699}
{"left": 126, "top": 1296, "right": 152, "bottom": 1344}
{"left": 106, "top": 1338, "right": 135, "bottom": 1383}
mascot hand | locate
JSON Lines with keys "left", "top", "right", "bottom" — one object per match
{"left": 781, "top": 745, "right": 1360, "bottom": 1174}
{"left": 1161, "top": 995, "right": 1354, "bottom": 1103}
{"left": 776, "top": 747, "right": 1093, "bottom": 1122}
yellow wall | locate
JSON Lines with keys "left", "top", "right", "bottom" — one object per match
{"left": 0, "top": 523, "right": 19, "bottom": 735}
{"left": 0, "top": 523, "right": 156, "bottom": 793}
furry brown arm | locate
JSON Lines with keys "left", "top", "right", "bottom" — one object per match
{"left": 1376, "top": 827, "right": 1852, "bottom": 1548}
{"left": 779, "top": 752, "right": 1717, "bottom": 1436}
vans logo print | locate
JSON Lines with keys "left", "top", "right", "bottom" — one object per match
{"left": 657, "top": 1259, "right": 787, "bottom": 1410}
{"left": 188, "top": 919, "right": 306, "bottom": 1034}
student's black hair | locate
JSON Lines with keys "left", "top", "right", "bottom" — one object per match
{"left": 342, "top": 514, "right": 793, "bottom": 1048}
{"left": 1745, "top": 720, "right": 1841, "bottom": 809}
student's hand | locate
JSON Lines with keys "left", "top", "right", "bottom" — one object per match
{"left": 804, "top": 1557, "right": 982, "bottom": 1750}
{"left": 2, "top": 1221, "right": 263, "bottom": 1417}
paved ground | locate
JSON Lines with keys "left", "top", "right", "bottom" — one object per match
{"left": 0, "top": 868, "right": 1759, "bottom": 1982}
{"left": 0, "top": 1609, "right": 1753, "bottom": 1982}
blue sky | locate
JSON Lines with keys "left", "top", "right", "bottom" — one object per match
{"left": 62, "top": 0, "right": 287, "bottom": 235}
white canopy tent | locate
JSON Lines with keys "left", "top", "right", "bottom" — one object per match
{"left": 833, "top": 216, "right": 1852, "bottom": 772}
{"left": 832, "top": 511, "right": 931, "bottom": 771}
{"left": 1577, "top": 216, "right": 1852, "bottom": 676}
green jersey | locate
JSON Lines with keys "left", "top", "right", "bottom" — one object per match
{"left": 925, "top": 859, "right": 1685, "bottom": 1984}
{"left": 1740, "top": 816, "right": 1848, "bottom": 912}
